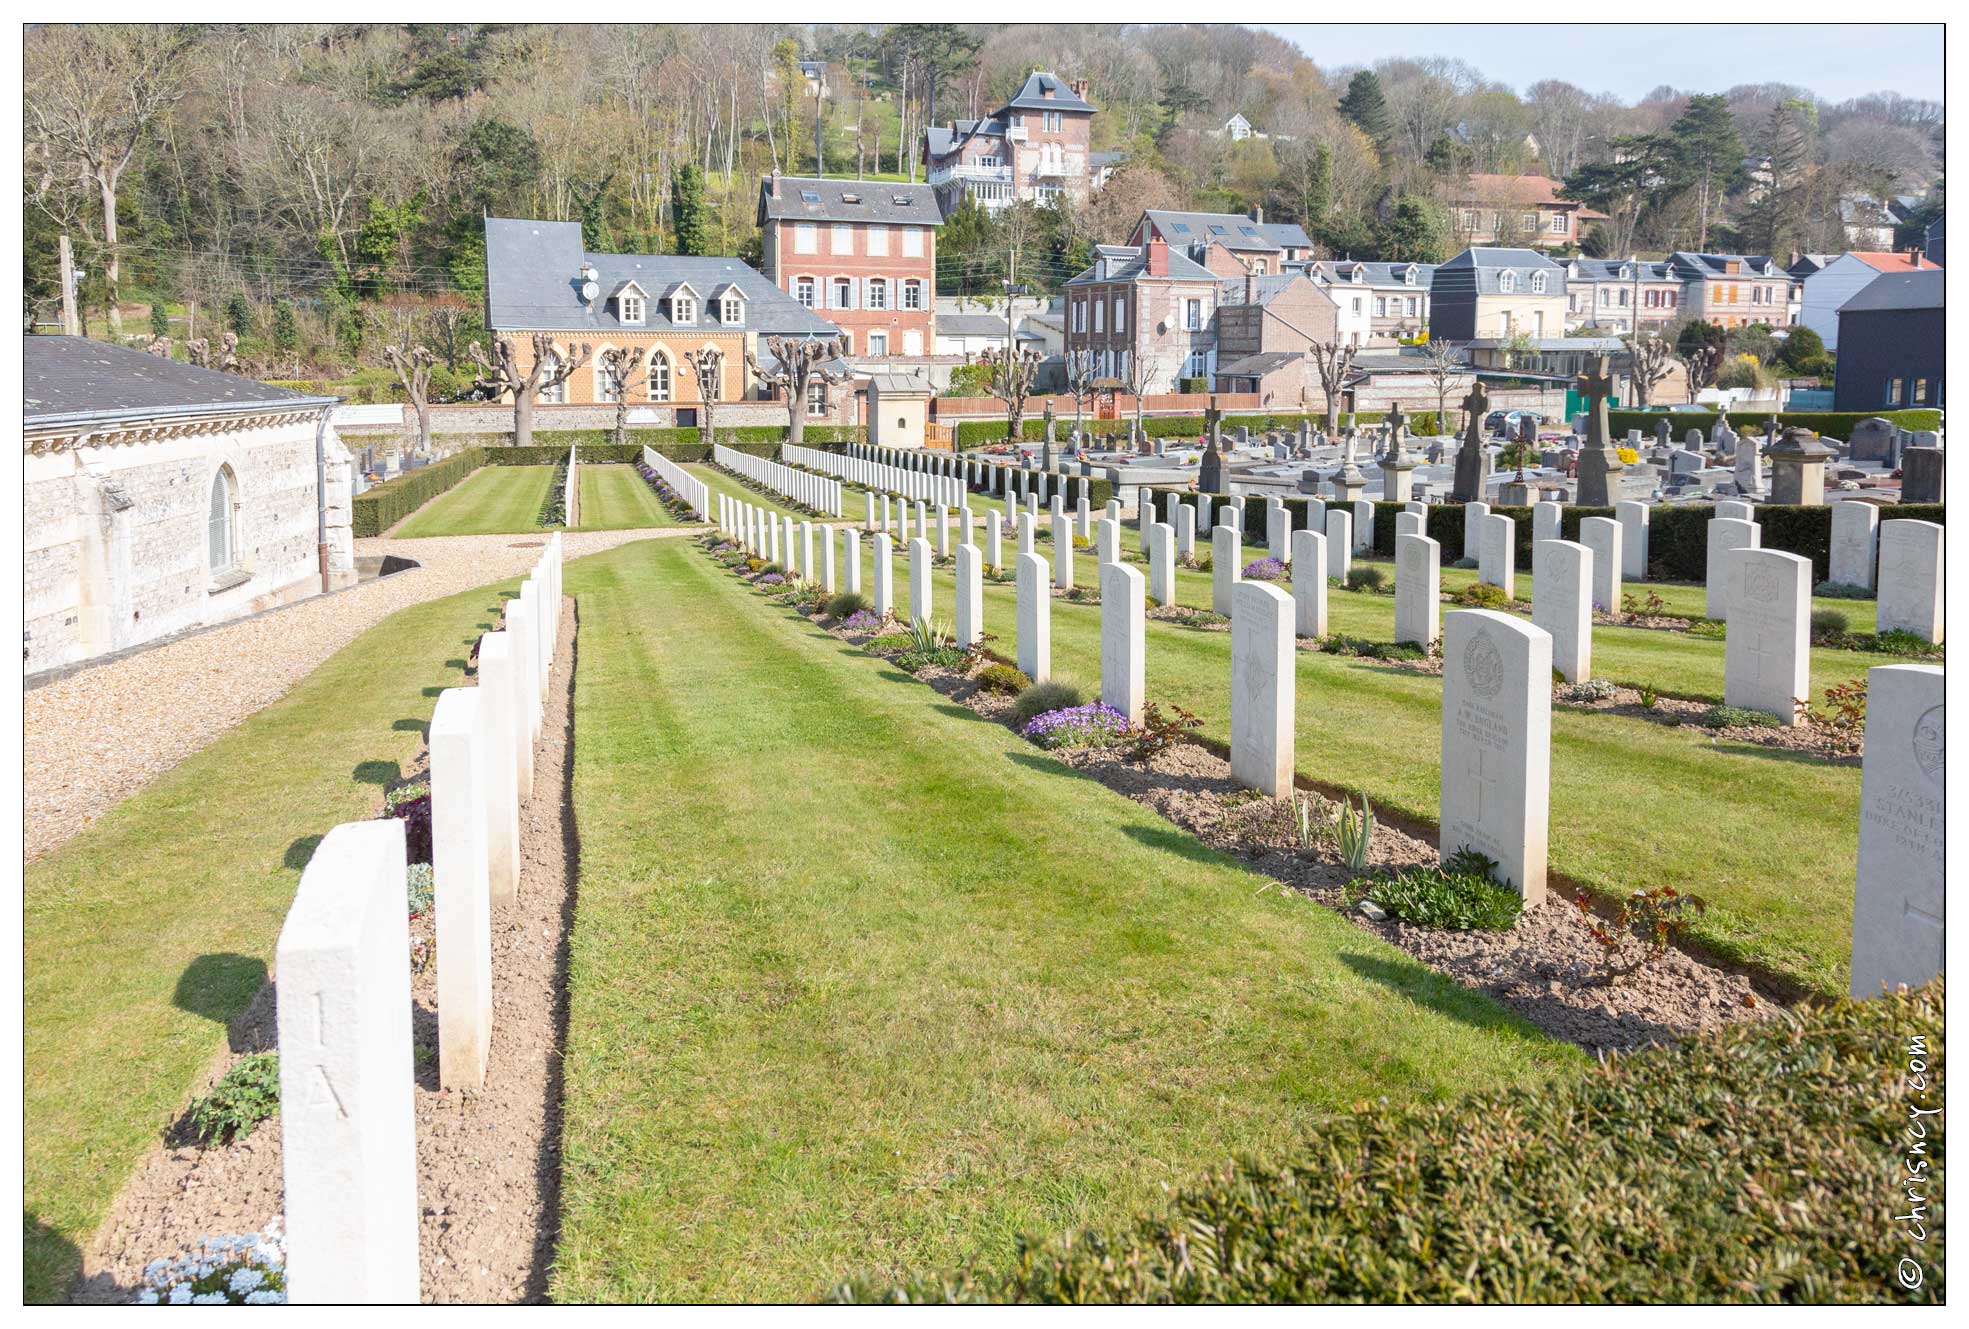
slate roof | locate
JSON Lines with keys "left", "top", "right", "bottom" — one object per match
{"left": 1664, "top": 251, "right": 1787, "bottom": 281}
{"left": 1303, "top": 260, "right": 1437, "bottom": 288}
{"left": 1837, "top": 267, "right": 1945, "bottom": 314}
{"left": 1002, "top": 71, "right": 1095, "bottom": 114}
{"left": 1217, "top": 351, "right": 1303, "bottom": 377}
{"left": 1142, "top": 209, "right": 1313, "bottom": 253}
{"left": 25, "top": 336, "right": 336, "bottom": 427}
{"left": 1217, "top": 274, "right": 1317, "bottom": 307}
{"left": 483, "top": 218, "right": 837, "bottom": 336}
{"left": 1065, "top": 243, "right": 1217, "bottom": 286}
{"left": 1567, "top": 258, "right": 1675, "bottom": 283}
{"left": 758, "top": 176, "right": 942, "bottom": 227}
{"left": 935, "top": 314, "right": 1017, "bottom": 338}
{"left": 1435, "top": 247, "right": 1567, "bottom": 296}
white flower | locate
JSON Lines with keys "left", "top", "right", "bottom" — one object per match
{"left": 228, "top": 1266, "right": 265, "bottom": 1295}
{"left": 244, "top": 1290, "right": 287, "bottom": 1305}
{"left": 168, "top": 1284, "right": 194, "bottom": 1305}
{"left": 135, "top": 1289, "right": 161, "bottom": 1305}
{"left": 192, "top": 1291, "right": 230, "bottom": 1305}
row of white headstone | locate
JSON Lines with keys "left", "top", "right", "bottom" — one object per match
{"left": 640, "top": 445, "right": 709, "bottom": 519}
{"left": 787, "top": 442, "right": 964, "bottom": 509}
{"left": 562, "top": 444, "right": 580, "bottom": 529}
{"left": 272, "top": 535, "right": 565, "bottom": 1304}
{"left": 712, "top": 442, "right": 843, "bottom": 516}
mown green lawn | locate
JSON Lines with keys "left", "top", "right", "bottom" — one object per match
{"left": 838, "top": 524, "right": 1866, "bottom": 994}
{"left": 22, "top": 581, "right": 515, "bottom": 1302}
{"left": 553, "top": 540, "right": 1578, "bottom": 1301}
{"left": 395, "top": 464, "right": 559, "bottom": 538}
{"left": 577, "top": 464, "right": 682, "bottom": 531}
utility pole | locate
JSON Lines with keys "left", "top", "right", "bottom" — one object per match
{"left": 58, "top": 234, "right": 81, "bottom": 336}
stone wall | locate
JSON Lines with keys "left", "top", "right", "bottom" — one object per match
{"left": 25, "top": 416, "right": 327, "bottom": 674}
{"left": 337, "top": 400, "right": 815, "bottom": 443}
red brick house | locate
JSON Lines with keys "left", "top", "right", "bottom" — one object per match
{"left": 924, "top": 72, "right": 1098, "bottom": 214}
{"left": 1063, "top": 240, "right": 1222, "bottom": 392}
{"left": 757, "top": 175, "right": 941, "bottom": 358}
{"left": 1129, "top": 208, "right": 1315, "bottom": 275}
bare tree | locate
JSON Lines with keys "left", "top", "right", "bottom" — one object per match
{"left": 384, "top": 342, "right": 438, "bottom": 452}
{"left": 25, "top": 25, "right": 188, "bottom": 336}
{"left": 980, "top": 345, "right": 1041, "bottom": 445}
{"left": 1679, "top": 342, "right": 1723, "bottom": 402}
{"left": 597, "top": 347, "right": 650, "bottom": 446}
{"left": 1306, "top": 340, "right": 1358, "bottom": 434}
{"left": 469, "top": 334, "right": 593, "bottom": 449}
{"left": 1060, "top": 347, "right": 1099, "bottom": 436}
{"left": 745, "top": 335, "right": 849, "bottom": 447}
{"left": 683, "top": 346, "right": 725, "bottom": 446}
{"left": 185, "top": 337, "right": 212, "bottom": 368}
{"left": 426, "top": 298, "right": 475, "bottom": 374}
{"left": 1622, "top": 331, "right": 1675, "bottom": 409}
{"left": 1416, "top": 336, "right": 1467, "bottom": 435}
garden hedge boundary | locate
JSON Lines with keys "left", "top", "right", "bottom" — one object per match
{"left": 1608, "top": 408, "right": 1940, "bottom": 441}
{"left": 834, "top": 982, "right": 1944, "bottom": 1304}
{"left": 1142, "top": 488, "right": 1945, "bottom": 585}
{"left": 953, "top": 410, "right": 1434, "bottom": 448}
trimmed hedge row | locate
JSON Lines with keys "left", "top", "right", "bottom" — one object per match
{"left": 351, "top": 448, "right": 487, "bottom": 537}
{"left": 1608, "top": 408, "right": 1940, "bottom": 442}
{"left": 1143, "top": 488, "right": 1945, "bottom": 585}
{"left": 954, "top": 410, "right": 1424, "bottom": 448}
{"left": 835, "top": 981, "right": 1945, "bottom": 1304}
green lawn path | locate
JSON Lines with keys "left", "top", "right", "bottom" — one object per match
{"left": 577, "top": 464, "right": 680, "bottom": 531}
{"left": 394, "top": 464, "right": 559, "bottom": 538}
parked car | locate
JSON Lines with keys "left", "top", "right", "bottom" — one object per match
{"left": 1485, "top": 409, "right": 1540, "bottom": 437}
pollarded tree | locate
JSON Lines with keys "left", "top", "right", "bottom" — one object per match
{"left": 597, "top": 347, "right": 648, "bottom": 446}
{"left": 980, "top": 344, "right": 1041, "bottom": 446}
{"left": 683, "top": 346, "right": 725, "bottom": 446}
{"left": 469, "top": 333, "right": 593, "bottom": 449}
{"left": 385, "top": 342, "right": 439, "bottom": 453}
{"left": 1061, "top": 347, "right": 1099, "bottom": 436}
{"left": 1306, "top": 339, "right": 1358, "bottom": 435}
{"left": 745, "top": 335, "right": 849, "bottom": 447}
{"left": 1621, "top": 330, "right": 1676, "bottom": 409}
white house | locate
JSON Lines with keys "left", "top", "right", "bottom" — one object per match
{"left": 24, "top": 337, "right": 352, "bottom": 676}
{"left": 1799, "top": 251, "right": 1940, "bottom": 351}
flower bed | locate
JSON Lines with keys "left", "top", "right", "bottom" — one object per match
{"left": 1020, "top": 703, "right": 1135, "bottom": 750}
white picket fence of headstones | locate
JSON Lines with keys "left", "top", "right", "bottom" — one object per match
{"left": 641, "top": 446, "right": 709, "bottom": 519}
{"left": 562, "top": 444, "right": 580, "bottom": 529}
{"left": 276, "top": 532, "right": 566, "bottom": 1303}
{"left": 713, "top": 443, "right": 843, "bottom": 516}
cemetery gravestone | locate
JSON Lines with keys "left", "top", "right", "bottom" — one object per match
{"left": 476, "top": 634, "right": 522, "bottom": 908}
{"left": 1704, "top": 517, "right": 1760, "bottom": 619}
{"left": 844, "top": 529, "right": 863, "bottom": 596}
{"left": 1016, "top": 552, "right": 1052, "bottom": 682}
{"left": 872, "top": 533, "right": 894, "bottom": 617}
{"left": 1293, "top": 530, "right": 1329, "bottom": 638}
{"left": 910, "top": 538, "right": 934, "bottom": 622}
{"left": 1532, "top": 539, "right": 1593, "bottom": 682}
{"left": 1722, "top": 548, "right": 1811, "bottom": 724}
{"left": 1478, "top": 513, "right": 1517, "bottom": 599}
{"left": 1054, "top": 514, "right": 1074, "bottom": 590}
{"left": 1829, "top": 501, "right": 1879, "bottom": 591}
{"left": 1101, "top": 562, "right": 1147, "bottom": 723}
{"left": 1212, "top": 526, "right": 1241, "bottom": 616}
{"left": 1848, "top": 663, "right": 1945, "bottom": 998}
{"left": 954, "top": 544, "right": 983, "bottom": 648}
{"left": 1532, "top": 501, "right": 1562, "bottom": 544}
{"left": 1148, "top": 522, "right": 1175, "bottom": 606}
{"left": 1231, "top": 581, "right": 1296, "bottom": 796}
{"left": 1463, "top": 500, "right": 1490, "bottom": 562}
{"left": 1325, "top": 508, "right": 1352, "bottom": 582}
{"left": 1615, "top": 500, "right": 1649, "bottom": 581}
{"left": 1578, "top": 516, "right": 1622, "bottom": 615}
{"left": 1440, "top": 609, "right": 1552, "bottom": 904}
{"left": 1876, "top": 521, "right": 1945, "bottom": 643}
{"left": 1395, "top": 533, "right": 1440, "bottom": 648}
{"left": 432, "top": 687, "right": 491, "bottom": 1092}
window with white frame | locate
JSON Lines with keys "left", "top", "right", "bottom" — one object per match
{"left": 831, "top": 223, "right": 854, "bottom": 254}
{"left": 831, "top": 277, "right": 854, "bottom": 308}
{"left": 1549, "top": 213, "right": 1568, "bottom": 233}
{"left": 902, "top": 227, "right": 923, "bottom": 257}
{"left": 793, "top": 276, "right": 816, "bottom": 307}
{"left": 806, "top": 379, "right": 829, "bottom": 417}
{"left": 1093, "top": 299, "right": 1104, "bottom": 333}
{"left": 648, "top": 351, "right": 671, "bottom": 401}
{"left": 794, "top": 223, "right": 817, "bottom": 254}
{"left": 1072, "top": 299, "right": 1085, "bottom": 333}
{"left": 1185, "top": 298, "right": 1201, "bottom": 331}
{"left": 670, "top": 294, "right": 696, "bottom": 324}
{"left": 722, "top": 293, "right": 743, "bottom": 323}
{"left": 869, "top": 330, "right": 889, "bottom": 356}
{"left": 208, "top": 466, "right": 236, "bottom": 573}
{"left": 901, "top": 279, "right": 923, "bottom": 310}
{"left": 1185, "top": 348, "right": 1207, "bottom": 378}
{"left": 539, "top": 351, "right": 566, "bottom": 403}
{"left": 619, "top": 293, "right": 644, "bottom": 324}
{"left": 1374, "top": 297, "right": 1387, "bottom": 317}
{"left": 867, "top": 225, "right": 888, "bottom": 256}
{"left": 867, "top": 279, "right": 888, "bottom": 310}
{"left": 1531, "top": 271, "right": 1548, "bottom": 293}
{"left": 1499, "top": 270, "right": 1518, "bottom": 293}
{"left": 1112, "top": 296, "right": 1125, "bottom": 334}
{"left": 596, "top": 356, "right": 621, "bottom": 402}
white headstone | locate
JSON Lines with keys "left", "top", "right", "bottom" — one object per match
{"left": 1395, "top": 533, "right": 1440, "bottom": 648}
{"left": 1829, "top": 501, "right": 1879, "bottom": 592}
{"left": 1176, "top": 501, "right": 1197, "bottom": 559}
{"left": 1578, "top": 516, "right": 1622, "bottom": 616}
{"left": 1704, "top": 517, "right": 1760, "bottom": 619}
{"left": 1353, "top": 498, "right": 1374, "bottom": 553}
{"left": 1463, "top": 500, "right": 1490, "bottom": 562}
{"left": 431, "top": 687, "right": 490, "bottom": 1091}
{"left": 935, "top": 505, "right": 951, "bottom": 558}
{"left": 1293, "top": 529, "right": 1329, "bottom": 638}
{"left": 1231, "top": 581, "right": 1296, "bottom": 796}
{"left": 502, "top": 599, "right": 539, "bottom": 795}
{"left": 909, "top": 536, "right": 934, "bottom": 623}
{"left": 1148, "top": 521, "right": 1175, "bottom": 606}
{"left": 819, "top": 521, "right": 837, "bottom": 593}
{"left": 1849, "top": 663, "right": 1945, "bottom": 998}
{"left": 1440, "top": 609, "right": 1551, "bottom": 905}
{"left": 1017, "top": 551, "right": 1052, "bottom": 682}
{"left": 1715, "top": 499, "right": 1755, "bottom": 523}
{"left": 1877, "top": 520, "right": 1944, "bottom": 643}
{"left": 872, "top": 532, "right": 894, "bottom": 618}
{"left": 844, "top": 528, "right": 863, "bottom": 596}
{"left": 1324, "top": 508, "right": 1352, "bottom": 582}
{"left": 1054, "top": 514, "right": 1074, "bottom": 589}
{"left": 1017, "top": 512, "right": 1036, "bottom": 554}
{"left": 1722, "top": 547, "right": 1811, "bottom": 724}
{"left": 954, "top": 543, "right": 983, "bottom": 647}
{"left": 987, "top": 506, "right": 1003, "bottom": 571}
{"left": 1095, "top": 516, "right": 1119, "bottom": 566}
{"left": 1101, "top": 562, "right": 1147, "bottom": 723}
{"left": 1532, "top": 501, "right": 1562, "bottom": 544}
{"left": 1268, "top": 504, "right": 1291, "bottom": 563}
{"left": 1396, "top": 510, "right": 1423, "bottom": 540}
{"left": 1212, "top": 525, "right": 1241, "bottom": 616}
{"left": 275, "top": 820, "right": 419, "bottom": 1304}
{"left": 476, "top": 634, "right": 521, "bottom": 908}
{"left": 1532, "top": 538, "right": 1592, "bottom": 683}
{"left": 1478, "top": 512, "right": 1516, "bottom": 599}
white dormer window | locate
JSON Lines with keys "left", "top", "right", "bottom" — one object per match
{"left": 620, "top": 294, "right": 644, "bottom": 324}
{"left": 1530, "top": 271, "right": 1548, "bottom": 293}
{"left": 721, "top": 293, "right": 743, "bottom": 323}
{"left": 1403, "top": 266, "right": 1417, "bottom": 285}
{"left": 1499, "top": 270, "right": 1519, "bottom": 293}
{"left": 672, "top": 294, "right": 696, "bottom": 324}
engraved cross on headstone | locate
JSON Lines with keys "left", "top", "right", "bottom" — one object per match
{"left": 1469, "top": 745, "right": 1499, "bottom": 824}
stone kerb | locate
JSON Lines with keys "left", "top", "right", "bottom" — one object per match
{"left": 276, "top": 819, "right": 419, "bottom": 1304}
{"left": 1439, "top": 609, "right": 1551, "bottom": 905}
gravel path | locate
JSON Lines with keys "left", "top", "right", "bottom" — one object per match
{"left": 24, "top": 527, "right": 691, "bottom": 863}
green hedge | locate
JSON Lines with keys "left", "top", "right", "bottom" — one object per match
{"left": 1609, "top": 408, "right": 1940, "bottom": 442}
{"left": 351, "top": 447, "right": 486, "bottom": 537}
{"left": 1141, "top": 490, "right": 1945, "bottom": 584}
{"left": 835, "top": 981, "right": 1944, "bottom": 1304}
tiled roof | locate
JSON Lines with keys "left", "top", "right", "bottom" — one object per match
{"left": 758, "top": 176, "right": 943, "bottom": 226}
{"left": 1850, "top": 251, "right": 1939, "bottom": 272}
{"left": 1457, "top": 174, "right": 1579, "bottom": 206}
{"left": 25, "top": 336, "right": 335, "bottom": 426}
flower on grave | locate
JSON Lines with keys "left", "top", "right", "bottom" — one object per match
{"left": 1241, "top": 557, "right": 1288, "bottom": 581}
{"left": 759, "top": 573, "right": 786, "bottom": 585}
{"left": 842, "top": 609, "right": 884, "bottom": 632}
{"left": 1021, "top": 702, "right": 1136, "bottom": 750}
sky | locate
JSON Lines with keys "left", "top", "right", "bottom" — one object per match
{"left": 1264, "top": 24, "right": 1944, "bottom": 104}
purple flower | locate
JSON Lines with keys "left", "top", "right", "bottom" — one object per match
{"left": 1020, "top": 703, "right": 1135, "bottom": 750}
{"left": 843, "top": 609, "right": 883, "bottom": 631}
{"left": 1241, "top": 557, "right": 1287, "bottom": 581}
{"left": 759, "top": 573, "right": 786, "bottom": 585}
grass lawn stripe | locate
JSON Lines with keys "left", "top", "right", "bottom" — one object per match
{"left": 22, "top": 581, "right": 520, "bottom": 1302}
{"left": 394, "top": 463, "right": 559, "bottom": 538}
{"left": 551, "top": 538, "right": 1576, "bottom": 1301}
{"left": 577, "top": 463, "right": 683, "bottom": 531}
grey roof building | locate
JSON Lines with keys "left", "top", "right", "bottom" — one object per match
{"left": 1134, "top": 209, "right": 1313, "bottom": 262}
{"left": 483, "top": 217, "right": 836, "bottom": 337}
{"left": 26, "top": 336, "right": 336, "bottom": 428}
{"left": 1832, "top": 267, "right": 1945, "bottom": 412}
{"left": 1429, "top": 247, "right": 1569, "bottom": 341}
{"left": 756, "top": 175, "right": 943, "bottom": 227}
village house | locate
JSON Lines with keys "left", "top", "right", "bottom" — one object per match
{"left": 1429, "top": 247, "right": 1568, "bottom": 341}
{"left": 924, "top": 71, "right": 1098, "bottom": 214}
{"left": 1296, "top": 260, "right": 1434, "bottom": 344}
{"left": 1659, "top": 251, "right": 1793, "bottom": 329}
{"left": 1794, "top": 250, "right": 1939, "bottom": 351}
{"left": 483, "top": 217, "right": 841, "bottom": 422}
{"left": 1062, "top": 239, "right": 1222, "bottom": 391}
{"left": 1562, "top": 257, "right": 1682, "bottom": 333}
{"left": 756, "top": 174, "right": 941, "bottom": 358}
{"left": 1209, "top": 272, "right": 1341, "bottom": 404}
{"left": 23, "top": 336, "right": 351, "bottom": 676}
{"left": 1832, "top": 266, "right": 1944, "bottom": 413}
{"left": 1129, "top": 208, "right": 1314, "bottom": 276}
{"left": 1443, "top": 174, "right": 1599, "bottom": 251}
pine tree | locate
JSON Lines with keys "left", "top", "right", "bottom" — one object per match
{"left": 1376, "top": 197, "right": 1446, "bottom": 263}
{"left": 272, "top": 300, "right": 297, "bottom": 352}
{"left": 225, "top": 293, "right": 253, "bottom": 337}
{"left": 671, "top": 164, "right": 708, "bottom": 257}
{"left": 1338, "top": 71, "right": 1394, "bottom": 155}
{"left": 149, "top": 300, "right": 170, "bottom": 339}
{"left": 1666, "top": 94, "right": 1746, "bottom": 251}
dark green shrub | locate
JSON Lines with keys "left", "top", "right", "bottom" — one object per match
{"left": 1456, "top": 582, "right": 1510, "bottom": 608}
{"left": 834, "top": 981, "right": 1945, "bottom": 1304}
{"left": 1815, "top": 581, "right": 1874, "bottom": 600}
{"left": 826, "top": 591, "right": 871, "bottom": 620}
{"left": 1009, "top": 679, "right": 1086, "bottom": 727}
{"left": 1366, "top": 849, "right": 1523, "bottom": 931}
{"left": 1861, "top": 630, "right": 1945, "bottom": 658}
{"left": 1810, "top": 608, "right": 1849, "bottom": 636}
{"left": 976, "top": 663, "right": 1032, "bottom": 695}
{"left": 186, "top": 1053, "right": 281, "bottom": 1145}
{"left": 1345, "top": 566, "right": 1388, "bottom": 594}
{"left": 350, "top": 447, "right": 486, "bottom": 536}
{"left": 1696, "top": 704, "right": 1780, "bottom": 729}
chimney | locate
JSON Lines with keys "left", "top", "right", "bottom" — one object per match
{"left": 1249, "top": 205, "right": 1263, "bottom": 224}
{"left": 1070, "top": 78, "right": 1089, "bottom": 100}
{"left": 1146, "top": 238, "right": 1169, "bottom": 277}
{"left": 767, "top": 172, "right": 778, "bottom": 197}
{"left": 1245, "top": 273, "right": 1257, "bottom": 304}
